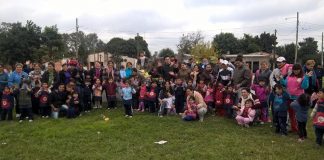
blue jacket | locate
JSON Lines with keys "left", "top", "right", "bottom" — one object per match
{"left": 0, "top": 72, "right": 8, "bottom": 92}
{"left": 291, "top": 100, "right": 309, "bottom": 122}
{"left": 8, "top": 71, "right": 29, "bottom": 87}
{"left": 125, "top": 68, "right": 132, "bottom": 79}
{"left": 269, "top": 91, "right": 290, "bottom": 117}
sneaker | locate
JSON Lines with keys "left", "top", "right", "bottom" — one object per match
{"left": 260, "top": 122, "right": 265, "bottom": 125}
{"left": 45, "top": 116, "right": 49, "bottom": 118}
{"left": 25, "top": 117, "right": 29, "bottom": 119}
{"left": 107, "top": 108, "right": 111, "bottom": 110}
{"left": 244, "top": 124, "right": 250, "bottom": 128}
{"left": 125, "top": 115, "right": 129, "bottom": 118}
{"left": 128, "top": 116, "right": 133, "bottom": 118}
{"left": 19, "top": 120, "right": 23, "bottom": 123}
{"left": 298, "top": 138, "right": 304, "bottom": 143}
{"left": 159, "top": 115, "right": 163, "bottom": 118}
{"left": 16, "top": 114, "right": 21, "bottom": 118}
{"left": 29, "top": 119, "right": 33, "bottom": 122}
{"left": 41, "top": 116, "right": 45, "bottom": 118}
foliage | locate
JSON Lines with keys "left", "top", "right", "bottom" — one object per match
{"left": 177, "top": 31, "right": 204, "bottom": 55}
{"left": 212, "top": 32, "right": 240, "bottom": 55}
{"left": 158, "top": 48, "right": 175, "bottom": 57}
{"left": 191, "top": 42, "right": 218, "bottom": 62}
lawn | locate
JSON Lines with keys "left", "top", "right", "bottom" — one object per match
{"left": 0, "top": 105, "right": 323, "bottom": 160}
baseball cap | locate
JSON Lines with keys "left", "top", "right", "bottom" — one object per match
{"left": 276, "top": 57, "right": 286, "bottom": 62}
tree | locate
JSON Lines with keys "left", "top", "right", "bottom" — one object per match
{"left": 258, "top": 32, "right": 277, "bottom": 53}
{"left": 298, "top": 37, "right": 318, "bottom": 63}
{"left": 177, "top": 31, "right": 204, "bottom": 55}
{"left": 238, "top": 34, "right": 261, "bottom": 53}
{"left": 212, "top": 32, "right": 239, "bottom": 55}
{"left": 106, "top": 37, "right": 137, "bottom": 58}
{"left": 133, "top": 34, "right": 151, "bottom": 57}
{"left": 158, "top": 48, "right": 175, "bottom": 57}
{"left": 276, "top": 43, "right": 296, "bottom": 64}
{"left": 190, "top": 42, "right": 218, "bottom": 62}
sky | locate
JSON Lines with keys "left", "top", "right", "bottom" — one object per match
{"left": 0, "top": 0, "right": 323, "bottom": 54}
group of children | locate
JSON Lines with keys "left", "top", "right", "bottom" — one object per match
{"left": 2, "top": 62, "right": 324, "bottom": 147}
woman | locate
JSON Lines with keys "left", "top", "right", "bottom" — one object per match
{"left": 280, "top": 64, "right": 310, "bottom": 132}
{"left": 42, "top": 62, "right": 59, "bottom": 89}
{"left": 254, "top": 61, "right": 272, "bottom": 86}
{"left": 186, "top": 87, "right": 207, "bottom": 122}
{"left": 29, "top": 63, "right": 43, "bottom": 114}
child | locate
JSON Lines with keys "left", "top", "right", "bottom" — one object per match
{"left": 182, "top": 96, "right": 198, "bottom": 121}
{"left": 36, "top": 82, "right": 51, "bottom": 118}
{"left": 174, "top": 78, "right": 186, "bottom": 114}
{"left": 223, "top": 85, "right": 236, "bottom": 118}
{"left": 158, "top": 92, "right": 175, "bottom": 117}
{"left": 196, "top": 79, "right": 207, "bottom": 97}
{"left": 1, "top": 86, "right": 14, "bottom": 121}
{"left": 119, "top": 65, "right": 126, "bottom": 79}
{"left": 66, "top": 91, "right": 80, "bottom": 118}
{"left": 92, "top": 78, "right": 102, "bottom": 109}
{"left": 251, "top": 78, "right": 270, "bottom": 124}
{"left": 121, "top": 81, "right": 136, "bottom": 118}
{"left": 103, "top": 78, "right": 117, "bottom": 109}
{"left": 310, "top": 89, "right": 324, "bottom": 146}
{"left": 50, "top": 83, "right": 67, "bottom": 119}
{"left": 214, "top": 82, "right": 224, "bottom": 116}
{"left": 269, "top": 84, "right": 290, "bottom": 135}
{"left": 146, "top": 81, "right": 159, "bottom": 113}
{"left": 83, "top": 80, "right": 92, "bottom": 112}
{"left": 18, "top": 79, "right": 33, "bottom": 122}
{"left": 291, "top": 94, "right": 310, "bottom": 142}
{"left": 138, "top": 82, "right": 147, "bottom": 112}
{"left": 204, "top": 82, "right": 214, "bottom": 114}
{"left": 235, "top": 99, "right": 256, "bottom": 128}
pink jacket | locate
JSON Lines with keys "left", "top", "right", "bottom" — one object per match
{"left": 204, "top": 88, "right": 214, "bottom": 102}
{"left": 251, "top": 84, "right": 269, "bottom": 102}
{"left": 237, "top": 107, "right": 256, "bottom": 121}
{"left": 286, "top": 76, "right": 305, "bottom": 96}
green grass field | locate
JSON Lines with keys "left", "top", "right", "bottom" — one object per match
{"left": 0, "top": 106, "right": 323, "bottom": 160}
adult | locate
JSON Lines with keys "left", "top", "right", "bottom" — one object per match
{"left": 106, "top": 61, "right": 117, "bottom": 81}
{"left": 42, "top": 62, "right": 59, "bottom": 89}
{"left": 29, "top": 63, "right": 43, "bottom": 114}
{"left": 8, "top": 63, "right": 29, "bottom": 116}
{"left": 217, "top": 60, "right": 233, "bottom": 86}
{"left": 280, "top": 64, "right": 310, "bottom": 132}
{"left": 186, "top": 88, "right": 207, "bottom": 122}
{"left": 161, "top": 56, "right": 173, "bottom": 81}
{"left": 177, "top": 63, "right": 191, "bottom": 82}
{"left": 198, "top": 64, "right": 214, "bottom": 84}
{"left": 232, "top": 56, "right": 252, "bottom": 90}
{"left": 137, "top": 51, "right": 149, "bottom": 70}
{"left": 303, "top": 59, "right": 319, "bottom": 95}
{"left": 233, "top": 88, "right": 261, "bottom": 117}
{"left": 254, "top": 61, "right": 272, "bottom": 86}
{"left": 269, "top": 57, "right": 293, "bottom": 89}
{"left": 315, "top": 64, "right": 323, "bottom": 88}
{"left": 89, "top": 61, "right": 103, "bottom": 81}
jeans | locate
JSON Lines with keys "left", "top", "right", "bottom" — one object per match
{"left": 19, "top": 108, "right": 33, "bottom": 120}
{"left": 274, "top": 111, "right": 287, "bottom": 135}
{"left": 297, "top": 121, "right": 307, "bottom": 139}
{"left": 315, "top": 127, "right": 324, "bottom": 145}
{"left": 1, "top": 108, "right": 13, "bottom": 120}
{"left": 123, "top": 99, "right": 132, "bottom": 116}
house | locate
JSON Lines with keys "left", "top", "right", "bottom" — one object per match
{"left": 223, "top": 52, "right": 278, "bottom": 73}
{"left": 87, "top": 52, "right": 137, "bottom": 68}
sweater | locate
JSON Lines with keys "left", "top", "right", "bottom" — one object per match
{"left": 291, "top": 100, "right": 309, "bottom": 122}
{"left": 233, "top": 66, "right": 251, "bottom": 87}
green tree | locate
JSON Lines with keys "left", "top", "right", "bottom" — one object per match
{"left": 258, "top": 32, "right": 277, "bottom": 53}
{"left": 190, "top": 42, "right": 218, "bottom": 62}
{"left": 212, "top": 32, "right": 239, "bottom": 55}
{"left": 106, "top": 37, "right": 137, "bottom": 58}
{"left": 238, "top": 34, "right": 261, "bottom": 53}
{"left": 158, "top": 48, "right": 175, "bottom": 57}
{"left": 276, "top": 43, "right": 296, "bottom": 64}
{"left": 177, "top": 31, "right": 204, "bottom": 55}
{"left": 298, "top": 37, "right": 318, "bottom": 63}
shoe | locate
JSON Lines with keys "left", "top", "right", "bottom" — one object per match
{"left": 16, "top": 114, "right": 21, "bottom": 118}
{"left": 260, "top": 122, "right": 265, "bottom": 125}
{"left": 41, "top": 116, "right": 45, "bottom": 118}
{"left": 45, "top": 116, "right": 49, "bottom": 118}
{"left": 19, "top": 120, "right": 23, "bottom": 123}
{"left": 125, "top": 115, "right": 129, "bottom": 118}
{"left": 107, "top": 108, "right": 111, "bottom": 110}
{"left": 298, "top": 138, "right": 304, "bottom": 143}
{"left": 159, "top": 115, "right": 163, "bottom": 118}
{"left": 29, "top": 119, "right": 33, "bottom": 122}
{"left": 128, "top": 116, "right": 133, "bottom": 118}
{"left": 244, "top": 124, "right": 250, "bottom": 128}
{"left": 25, "top": 117, "right": 29, "bottom": 119}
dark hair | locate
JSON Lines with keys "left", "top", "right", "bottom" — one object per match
{"left": 164, "top": 56, "right": 170, "bottom": 60}
{"left": 291, "top": 64, "right": 304, "bottom": 78}
{"left": 48, "top": 62, "right": 55, "bottom": 67}
{"left": 319, "top": 88, "right": 324, "bottom": 93}
{"left": 241, "top": 87, "right": 250, "bottom": 93}
{"left": 188, "top": 96, "right": 195, "bottom": 101}
{"left": 274, "top": 84, "right": 283, "bottom": 90}
{"left": 297, "top": 94, "right": 310, "bottom": 107}
{"left": 245, "top": 99, "right": 254, "bottom": 105}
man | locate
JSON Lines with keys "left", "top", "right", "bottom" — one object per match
{"left": 161, "top": 56, "right": 173, "bottom": 81}
{"left": 137, "top": 51, "right": 148, "bottom": 70}
{"left": 217, "top": 60, "right": 233, "bottom": 86}
{"left": 232, "top": 56, "right": 252, "bottom": 89}
{"left": 186, "top": 87, "right": 207, "bottom": 122}
{"left": 89, "top": 61, "right": 103, "bottom": 82}
{"left": 269, "top": 57, "right": 292, "bottom": 89}
{"left": 198, "top": 64, "right": 214, "bottom": 84}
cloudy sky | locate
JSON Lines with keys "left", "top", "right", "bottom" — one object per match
{"left": 0, "top": 0, "right": 323, "bottom": 53}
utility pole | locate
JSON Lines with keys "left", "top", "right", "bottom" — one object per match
{"left": 75, "top": 18, "right": 79, "bottom": 59}
{"left": 294, "top": 12, "right": 299, "bottom": 64}
{"left": 321, "top": 32, "right": 323, "bottom": 67}
{"left": 272, "top": 29, "right": 277, "bottom": 70}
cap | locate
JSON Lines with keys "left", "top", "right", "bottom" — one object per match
{"left": 221, "top": 60, "right": 229, "bottom": 65}
{"left": 276, "top": 57, "right": 286, "bottom": 62}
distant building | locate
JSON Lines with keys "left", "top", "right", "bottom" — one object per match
{"left": 223, "top": 52, "right": 278, "bottom": 73}
{"left": 87, "top": 52, "right": 137, "bottom": 68}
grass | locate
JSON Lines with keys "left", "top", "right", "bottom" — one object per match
{"left": 0, "top": 104, "right": 323, "bottom": 160}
